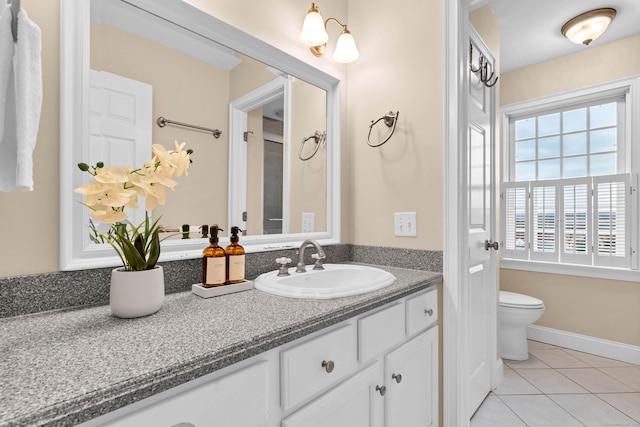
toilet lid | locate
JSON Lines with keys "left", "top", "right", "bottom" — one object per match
{"left": 500, "top": 291, "right": 544, "bottom": 309}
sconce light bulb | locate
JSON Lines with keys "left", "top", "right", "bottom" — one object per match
{"left": 333, "top": 30, "right": 359, "bottom": 63}
{"left": 299, "top": 6, "right": 329, "bottom": 47}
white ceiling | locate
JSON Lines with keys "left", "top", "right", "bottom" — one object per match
{"left": 486, "top": 0, "right": 640, "bottom": 73}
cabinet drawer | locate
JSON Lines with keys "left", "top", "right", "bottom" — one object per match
{"left": 103, "top": 360, "right": 269, "bottom": 427}
{"left": 281, "top": 323, "right": 357, "bottom": 410}
{"left": 406, "top": 289, "right": 438, "bottom": 336}
{"left": 358, "top": 301, "right": 405, "bottom": 362}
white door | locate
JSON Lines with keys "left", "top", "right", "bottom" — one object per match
{"left": 466, "top": 27, "right": 498, "bottom": 418}
{"left": 386, "top": 328, "right": 438, "bottom": 427}
{"left": 87, "top": 70, "right": 152, "bottom": 231}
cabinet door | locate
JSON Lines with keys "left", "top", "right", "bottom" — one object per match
{"left": 103, "top": 360, "right": 269, "bottom": 427}
{"left": 282, "top": 362, "right": 384, "bottom": 427}
{"left": 385, "top": 328, "right": 438, "bottom": 427}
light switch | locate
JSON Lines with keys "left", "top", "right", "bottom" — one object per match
{"left": 302, "top": 213, "right": 315, "bottom": 233}
{"left": 394, "top": 212, "right": 417, "bottom": 237}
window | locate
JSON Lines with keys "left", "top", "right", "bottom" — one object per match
{"left": 501, "top": 77, "right": 639, "bottom": 275}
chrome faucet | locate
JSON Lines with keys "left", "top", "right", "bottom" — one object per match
{"left": 296, "top": 239, "right": 326, "bottom": 272}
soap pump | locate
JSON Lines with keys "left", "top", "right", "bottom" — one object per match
{"left": 202, "top": 225, "right": 225, "bottom": 287}
{"left": 225, "top": 226, "right": 245, "bottom": 284}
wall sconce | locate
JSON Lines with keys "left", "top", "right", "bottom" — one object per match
{"left": 561, "top": 8, "right": 616, "bottom": 46}
{"left": 299, "top": 3, "right": 359, "bottom": 63}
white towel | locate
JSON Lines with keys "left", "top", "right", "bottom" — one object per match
{"left": 0, "top": 6, "right": 42, "bottom": 192}
{"left": 0, "top": 5, "right": 14, "bottom": 141}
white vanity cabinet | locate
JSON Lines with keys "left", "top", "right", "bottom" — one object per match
{"left": 101, "top": 360, "right": 270, "bottom": 427}
{"left": 89, "top": 287, "right": 438, "bottom": 427}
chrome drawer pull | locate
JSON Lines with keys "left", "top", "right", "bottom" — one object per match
{"left": 392, "top": 373, "right": 402, "bottom": 383}
{"left": 376, "top": 385, "right": 386, "bottom": 396}
{"left": 321, "top": 360, "right": 335, "bottom": 373}
{"left": 424, "top": 308, "right": 433, "bottom": 316}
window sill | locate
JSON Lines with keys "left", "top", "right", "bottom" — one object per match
{"left": 500, "top": 258, "right": 640, "bottom": 283}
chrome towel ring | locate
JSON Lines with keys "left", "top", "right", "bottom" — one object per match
{"left": 367, "top": 110, "right": 399, "bottom": 147}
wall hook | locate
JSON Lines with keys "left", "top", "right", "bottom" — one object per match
{"left": 367, "top": 110, "right": 399, "bottom": 147}
{"left": 469, "top": 43, "right": 498, "bottom": 88}
{"left": 298, "top": 130, "right": 326, "bottom": 161}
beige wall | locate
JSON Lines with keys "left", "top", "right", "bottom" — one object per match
{"left": 346, "top": 0, "right": 443, "bottom": 249}
{"left": 499, "top": 34, "right": 640, "bottom": 346}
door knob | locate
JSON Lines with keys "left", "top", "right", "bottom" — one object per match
{"left": 484, "top": 240, "right": 499, "bottom": 251}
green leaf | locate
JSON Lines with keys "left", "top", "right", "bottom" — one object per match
{"left": 77, "top": 163, "right": 89, "bottom": 172}
{"left": 145, "top": 230, "right": 161, "bottom": 270}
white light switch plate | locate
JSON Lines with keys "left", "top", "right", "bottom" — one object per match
{"left": 302, "top": 213, "right": 315, "bottom": 233}
{"left": 394, "top": 212, "right": 417, "bottom": 237}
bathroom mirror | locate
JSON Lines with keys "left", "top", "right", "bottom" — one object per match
{"left": 60, "top": 0, "right": 341, "bottom": 270}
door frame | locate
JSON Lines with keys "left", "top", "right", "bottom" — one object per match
{"left": 443, "top": 0, "right": 498, "bottom": 425}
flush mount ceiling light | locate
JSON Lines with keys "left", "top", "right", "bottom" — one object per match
{"left": 299, "top": 3, "right": 359, "bottom": 63}
{"left": 561, "top": 8, "right": 617, "bottom": 46}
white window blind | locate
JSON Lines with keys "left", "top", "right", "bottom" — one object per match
{"left": 501, "top": 173, "right": 636, "bottom": 269}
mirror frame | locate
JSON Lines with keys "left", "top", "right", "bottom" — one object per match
{"left": 59, "top": 0, "right": 341, "bottom": 270}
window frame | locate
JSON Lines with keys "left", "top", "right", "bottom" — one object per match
{"left": 500, "top": 76, "right": 640, "bottom": 281}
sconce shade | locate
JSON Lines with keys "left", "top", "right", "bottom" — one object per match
{"left": 299, "top": 5, "right": 329, "bottom": 46}
{"left": 333, "top": 31, "right": 359, "bottom": 63}
{"left": 561, "top": 8, "right": 616, "bottom": 46}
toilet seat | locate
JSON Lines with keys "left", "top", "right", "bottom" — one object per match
{"left": 499, "top": 291, "right": 544, "bottom": 309}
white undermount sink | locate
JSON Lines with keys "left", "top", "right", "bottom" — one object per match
{"left": 254, "top": 264, "right": 396, "bottom": 299}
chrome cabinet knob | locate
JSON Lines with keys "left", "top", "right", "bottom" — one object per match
{"left": 392, "top": 373, "right": 402, "bottom": 383}
{"left": 424, "top": 308, "right": 433, "bottom": 316}
{"left": 322, "top": 360, "right": 335, "bottom": 373}
{"left": 376, "top": 385, "right": 386, "bottom": 396}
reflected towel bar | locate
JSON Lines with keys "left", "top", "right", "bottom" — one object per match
{"left": 157, "top": 116, "right": 222, "bottom": 139}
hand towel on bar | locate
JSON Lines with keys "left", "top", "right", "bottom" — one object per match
{"left": 0, "top": 5, "right": 14, "bottom": 141}
{"left": 0, "top": 6, "right": 42, "bottom": 192}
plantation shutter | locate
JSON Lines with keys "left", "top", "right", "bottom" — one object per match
{"left": 593, "top": 174, "right": 632, "bottom": 268}
{"left": 560, "top": 178, "right": 591, "bottom": 265}
{"left": 502, "top": 182, "right": 529, "bottom": 260}
{"left": 530, "top": 183, "right": 558, "bottom": 262}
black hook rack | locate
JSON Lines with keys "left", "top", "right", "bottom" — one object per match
{"left": 469, "top": 43, "right": 498, "bottom": 88}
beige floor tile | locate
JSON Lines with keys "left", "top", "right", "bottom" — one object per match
{"left": 562, "top": 349, "right": 636, "bottom": 368}
{"left": 529, "top": 349, "right": 590, "bottom": 368}
{"left": 548, "top": 393, "right": 636, "bottom": 427}
{"left": 500, "top": 395, "right": 583, "bottom": 427}
{"left": 597, "top": 367, "right": 640, "bottom": 391}
{"left": 527, "top": 340, "right": 558, "bottom": 350}
{"left": 471, "top": 395, "right": 527, "bottom": 427}
{"left": 505, "top": 354, "right": 550, "bottom": 369}
{"left": 515, "top": 368, "right": 589, "bottom": 394}
{"left": 558, "top": 368, "right": 634, "bottom": 393}
{"left": 597, "top": 392, "right": 640, "bottom": 422}
{"left": 494, "top": 367, "right": 542, "bottom": 395}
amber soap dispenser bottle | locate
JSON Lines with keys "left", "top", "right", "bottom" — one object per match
{"left": 225, "top": 226, "right": 245, "bottom": 284}
{"left": 202, "top": 225, "right": 226, "bottom": 287}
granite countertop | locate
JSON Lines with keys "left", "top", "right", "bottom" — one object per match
{"left": 0, "top": 264, "right": 441, "bottom": 427}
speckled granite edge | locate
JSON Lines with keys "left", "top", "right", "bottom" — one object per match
{"left": 0, "top": 245, "right": 440, "bottom": 319}
{"left": 11, "top": 274, "right": 440, "bottom": 427}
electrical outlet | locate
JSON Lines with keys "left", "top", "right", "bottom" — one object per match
{"left": 302, "top": 213, "right": 315, "bottom": 233}
{"left": 394, "top": 212, "right": 417, "bottom": 237}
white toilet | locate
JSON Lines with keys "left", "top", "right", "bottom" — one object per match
{"left": 498, "top": 291, "right": 545, "bottom": 361}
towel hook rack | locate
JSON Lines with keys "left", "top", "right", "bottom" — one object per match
{"left": 9, "top": 0, "right": 20, "bottom": 42}
{"left": 469, "top": 43, "right": 498, "bottom": 88}
{"left": 156, "top": 116, "right": 222, "bottom": 139}
{"left": 298, "top": 131, "right": 326, "bottom": 161}
{"left": 367, "top": 110, "right": 399, "bottom": 148}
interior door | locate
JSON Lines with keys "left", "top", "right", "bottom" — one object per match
{"left": 87, "top": 70, "right": 152, "bottom": 229}
{"left": 466, "top": 27, "right": 498, "bottom": 418}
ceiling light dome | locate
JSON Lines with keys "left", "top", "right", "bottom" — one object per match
{"left": 561, "top": 8, "right": 617, "bottom": 46}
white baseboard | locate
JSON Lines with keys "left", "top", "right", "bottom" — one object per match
{"left": 527, "top": 325, "right": 640, "bottom": 365}
{"left": 493, "top": 358, "right": 504, "bottom": 390}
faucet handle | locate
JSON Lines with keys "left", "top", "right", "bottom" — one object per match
{"left": 311, "top": 253, "right": 325, "bottom": 270}
{"left": 276, "top": 257, "right": 292, "bottom": 276}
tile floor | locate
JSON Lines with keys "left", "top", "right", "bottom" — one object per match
{"left": 471, "top": 340, "right": 640, "bottom": 427}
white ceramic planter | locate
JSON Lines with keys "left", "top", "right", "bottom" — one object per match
{"left": 110, "top": 266, "right": 165, "bottom": 318}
